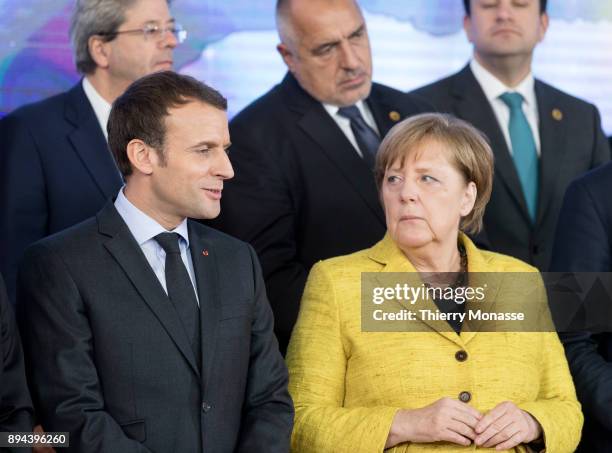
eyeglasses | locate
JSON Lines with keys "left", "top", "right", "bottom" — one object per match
{"left": 99, "top": 23, "right": 187, "bottom": 44}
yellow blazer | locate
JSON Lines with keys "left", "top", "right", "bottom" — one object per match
{"left": 286, "top": 233, "right": 582, "bottom": 453}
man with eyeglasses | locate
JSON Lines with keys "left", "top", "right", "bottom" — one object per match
{"left": 0, "top": 0, "right": 185, "bottom": 305}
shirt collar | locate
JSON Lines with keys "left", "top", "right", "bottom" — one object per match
{"left": 470, "top": 58, "right": 536, "bottom": 108}
{"left": 114, "top": 188, "right": 190, "bottom": 247}
{"left": 82, "top": 77, "right": 112, "bottom": 139}
{"left": 322, "top": 99, "right": 368, "bottom": 119}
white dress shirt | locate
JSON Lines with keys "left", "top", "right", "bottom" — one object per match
{"left": 470, "top": 58, "right": 541, "bottom": 156}
{"left": 82, "top": 77, "right": 112, "bottom": 141}
{"left": 114, "top": 188, "right": 199, "bottom": 304}
{"left": 322, "top": 99, "right": 380, "bottom": 158}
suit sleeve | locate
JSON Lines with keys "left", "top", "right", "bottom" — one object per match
{"left": 17, "top": 244, "right": 153, "bottom": 453}
{"left": 517, "top": 276, "right": 583, "bottom": 452}
{"left": 0, "top": 114, "right": 48, "bottom": 305}
{"left": 235, "top": 244, "right": 294, "bottom": 452}
{"left": 551, "top": 178, "right": 612, "bottom": 431}
{"left": 0, "top": 273, "right": 34, "bottom": 436}
{"left": 211, "top": 119, "right": 307, "bottom": 352}
{"left": 286, "top": 262, "right": 399, "bottom": 453}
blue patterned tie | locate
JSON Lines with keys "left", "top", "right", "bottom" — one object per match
{"left": 337, "top": 105, "right": 380, "bottom": 168}
{"left": 500, "top": 92, "right": 539, "bottom": 223}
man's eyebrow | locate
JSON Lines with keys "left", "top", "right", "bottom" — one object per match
{"left": 311, "top": 23, "right": 366, "bottom": 53}
{"left": 143, "top": 18, "right": 175, "bottom": 26}
{"left": 187, "top": 141, "right": 232, "bottom": 150}
{"left": 187, "top": 141, "right": 216, "bottom": 149}
{"left": 348, "top": 23, "right": 365, "bottom": 38}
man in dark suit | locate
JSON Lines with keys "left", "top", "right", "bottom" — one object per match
{"left": 411, "top": 0, "right": 609, "bottom": 270}
{"left": 18, "top": 72, "right": 293, "bottom": 453}
{"left": 550, "top": 162, "right": 612, "bottom": 452}
{"left": 0, "top": 272, "right": 34, "bottom": 449}
{"left": 0, "top": 0, "right": 182, "bottom": 303}
{"left": 210, "top": 0, "right": 429, "bottom": 353}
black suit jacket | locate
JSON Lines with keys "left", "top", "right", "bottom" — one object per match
{"left": 0, "top": 273, "right": 33, "bottom": 452}
{"left": 18, "top": 202, "right": 293, "bottom": 453}
{"left": 411, "top": 65, "right": 610, "bottom": 270}
{"left": 550, "top": 162, "right": 612, "bottom": 452}
{"left": 0, "top": 81, "right": 123, "bottom": 304}
{"left": 209, "top": 72, "right": 429, "bottom": 353}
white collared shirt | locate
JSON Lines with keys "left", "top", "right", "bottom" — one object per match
{"left": 114, "top": 188, "right": 199, "bottom": 304}
{"left": 82, "top": 77, "right": 112, "bottom": 141}
{"left": 322, "top": 100, "right": 380, "bottom": 158}
{"left": 470, "top": 58, "right": 541, "bottom": 156}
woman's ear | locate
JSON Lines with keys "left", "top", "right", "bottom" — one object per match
{"left": 460, "top": 181, "right": 477, "bottom": 217}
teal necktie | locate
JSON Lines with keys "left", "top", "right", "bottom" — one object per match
{"left": 500, "top": 92, "right": 539, "bottom": 223}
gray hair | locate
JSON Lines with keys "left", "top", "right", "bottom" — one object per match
{"left": 70, "top": 0, "right": 170, "bottom": 74}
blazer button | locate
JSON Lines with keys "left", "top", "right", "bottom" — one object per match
{"left": 455, "top": 350, "right": 468, "bottom": 362}
{"left": 459, "top": 391, "right": 471, "bottom": 403}
{"left": 201, "top": 402, "right": 211, "bottom": 413}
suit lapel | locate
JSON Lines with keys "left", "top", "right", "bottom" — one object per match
{"left": 369, "top": 235, "right": 465, "bottom": 348}
{"left": 187, "top": 222, "right": 220, "bottom": 390}
{"left": 98, "top": 203, "right": 200, "bottom": 376}
{"left": 450, "top": 66, "right": 531, "bottom": 222}
{"left": 65, "top": 81, "right": 123, "bottom": 199}
{"left": 282, "top": 74, "right": 385, "bottom": 225}
{"left": 534, "top": 81, "right": 566, "bottom": 227}
{"left": 366, "top": 85, "right": 402, "bottom": 138}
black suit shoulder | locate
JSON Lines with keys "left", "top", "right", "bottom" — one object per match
{"left": 370, "top": 81, "right": 432, "bottom": 112}
{"left": 2, "top": 88, "right": 71, "bottom": 125}
{"left": 409, "top": 73, "right": 457, "bottom": 109}
{"left": 535, "top": 79, "right": 601, "bottom": 114}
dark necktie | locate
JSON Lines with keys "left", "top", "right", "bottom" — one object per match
{"left": 154, "top": 232, "right": 201, "bottom": 368}
{"left": 337, "top": 105, "right": 381, "bottom": 168}
{"left": 499, "top": 92, "right": 539, "bottom": 223}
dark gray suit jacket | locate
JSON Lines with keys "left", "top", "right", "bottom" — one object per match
{"left": 551, "top": 162, "right": 612, "bottom": 452}
{"left": 0, "top": 273, "right": 33, "bottom": 452}
{"left": 18, "top": 202, "right": 293, "bottom": 453}
{"left": 0, "top": 81, "right": 123, "bottom": 305}
{"left": 411, "top": 65, "right": 610, "bottom": 270}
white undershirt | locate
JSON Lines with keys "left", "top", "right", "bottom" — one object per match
{"left": 82, "top": 77, "right": 112, "bottom": 141}
{"left": 322, "top": 100, "right": 380, "bottom": 158}
{"left": 470, "top": 58, "right": 541, "bottom": 156}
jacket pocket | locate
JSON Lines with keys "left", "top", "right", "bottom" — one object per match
{"left": 119, "top": 419, "right": 146, "bottom": 442}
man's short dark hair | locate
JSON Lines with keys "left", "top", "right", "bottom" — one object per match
{"left": 463, "top": 0, "right": 547, "bottom": 15}
{"left": 108, "top": 71, "right": 227, "bottom": 177}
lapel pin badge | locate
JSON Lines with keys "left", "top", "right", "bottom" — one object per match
{"left": 202, "top": 249, "right": 209, "bottom": 256}
{"left": 389, "top": 111, "right": 401, "bottom": 122}
{"left": 552, "top": 108, "right": 563, "bottom": 121}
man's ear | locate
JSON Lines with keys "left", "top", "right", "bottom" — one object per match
{"left": 126, "top": 139, "right": 156, "bottom": 176}
{"left": 537, "top": 12, "right": 549, "bottom": 43}
{"left": 277, "top": 43, "right": 296, "bottom": 72}
{"left": 463, "top": 14, "right": 474, "bottom": 44}
{"left": 88, "top": 35, "right": 111, "bottom": 69}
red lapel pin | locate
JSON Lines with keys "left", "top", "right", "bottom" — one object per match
{"left": 202, "top": 249, "right": 209, "bottom": 256}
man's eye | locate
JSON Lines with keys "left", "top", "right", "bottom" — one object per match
{"left": 143, "top": 25, "right": 161, "bottom": 37}
{"left": 314, "top": 45, "right": 334, "bottom": 56}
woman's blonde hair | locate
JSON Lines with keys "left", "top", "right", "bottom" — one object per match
{"left": 375, "top": 113, "right": 494, "bottom": 234}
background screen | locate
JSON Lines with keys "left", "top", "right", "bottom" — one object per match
{"left": 1, "top": 0, "right": 611, "bottom": 133}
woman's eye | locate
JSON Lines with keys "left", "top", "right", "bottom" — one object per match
{"left": 421, "top": 175, "right": 437, "bottom": 183}
{"left": 386, "top": 175, "right": 401, "bottom": 183}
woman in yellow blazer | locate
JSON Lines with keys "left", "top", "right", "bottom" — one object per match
{"left": 286, "top": 113, "right": 582, "bottom": 452}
